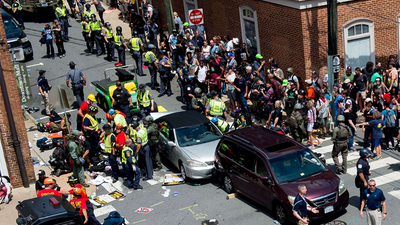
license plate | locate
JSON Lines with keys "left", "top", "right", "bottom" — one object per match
{"left": 42, "top": 3, "right": 48, "bottom": 7}
{"left": 324, "top": 205, "right": 334, "bottom": 214}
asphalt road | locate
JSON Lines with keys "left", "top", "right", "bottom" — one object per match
{"left": 22, "top": 19, "right": 400, "bottom": 225}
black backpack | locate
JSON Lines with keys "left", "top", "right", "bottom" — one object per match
{"left": 151, "top": 7, "right": 159, "bottom": 22}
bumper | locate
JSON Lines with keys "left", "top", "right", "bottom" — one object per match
{"left": 308, "top": 190, "right": 349, "bottom": 221}
{"left": 184, "top": 164, "right": 214, "bottom": 179}
{"left": 22, "top": 42, "right": 33, "bottom": 56}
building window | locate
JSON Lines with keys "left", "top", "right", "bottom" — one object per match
{"left": 183, "top": 0, "right": 198, "bottom": 24}
{"left": 343, "top": 19, "right": 375, "bottom": 71}
{"left": 239, "top": 4, "right": 260, "bottom": 55}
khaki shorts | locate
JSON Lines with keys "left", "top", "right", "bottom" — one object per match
{"left": 318, "top": 117, "right": 329, "bottom": 128}
{"left": 360, "top": 91, "right": 367, "bottom": 99}
{"left": 297, "top": 217, "right": 308, "bottom": 225}
{"left": 120, "top": 3, "right": 128, "bottom": 13}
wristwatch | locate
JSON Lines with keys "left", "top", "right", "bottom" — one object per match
{"left": 384, "top": 213, "right": 387, "bottom": 215}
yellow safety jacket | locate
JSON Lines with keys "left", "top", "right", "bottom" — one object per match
{"left": 84, "top": 10, "right": 95, "bottom": 19}
{"left": 83, "top": 114, "right": 99, "bottom": 132}
{"left": 90, "top": 20, "right": 101, "bottom": 31}
{"left": 81, "top": 21, "right": 90, "bottom": 32}
{"left": 103, "top": 133, "right": 115, "bottom": 154}
{"left": 121, "top": 146, "right": 136, "bottom": 164}
{"left": 130, "top": 37, "right": 140, "bottom": 51}
{"left": 145, "top": 51, "right": 156, "bottom": 63}
{"left": 114, "top": 34, "right": 122, "bottom": 46}
{"left": 55, "top": 6, "right": 66, "bottom": 18}
{"left": 136, "top": 127, "right": 148, "bottom": 146}
{"left": 114, "top": 114, "right": 127, "bottom": 128}
{"left": 209, "top": 99, "right": 225, "bottom": 116}
{"left": 103, "top": 28, "right": 113, "bottom": 39}
{"left": 138, "top": 90, "right": 151, "bottom": 107}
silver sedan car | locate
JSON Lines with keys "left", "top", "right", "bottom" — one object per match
{"left": 152, "top": 111, "right": 223, "bottom": 180}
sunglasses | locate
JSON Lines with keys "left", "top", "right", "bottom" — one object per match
{"left": 369, "top": 185, "right": 376, "bottom": 187}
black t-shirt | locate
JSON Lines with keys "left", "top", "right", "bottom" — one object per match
{"left": 354, "top": 73, "right": 368, "bottom": 91}
{"left": 343, "top": 111, "right": 356, "bottom": 128}
{"left": 177, "top": 39, "right": 186, "bottom": 56}
{"left": 35, "top": 177, "right": 47, "bottom": 191}
{"left": 372, "top": 101, "right": 383, "bottom": 112}
{"left": 212, "top": 63, "right": 222, "bottom": 76}
{"left": 271, "top": 107, "right": 283, "bottom": 127}
{"left": 362, "top": 68, "right": 374, "bottom": 80}
{"left": 363, "top": 108, "right": 374, "bottom": 122}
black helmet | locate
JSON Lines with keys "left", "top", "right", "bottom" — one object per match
{"left": 131, "top": 121, "right": 139, "bottom": 129}
{"left": 85, "top": 3, "right": 90, "bottom": 8}
{"left": 83, "top": 15, "right": 89, "bottom": 21}
{"left": 67, "top": 175, "right": 78, "bottom": 183}
{"left": 116, "top": 26, "right": 122, "bottom": 34}
{"left": 210, "top": 90, "right": 218, "bottom": 97}
{"left": 359, "top": 148, "right": 372, "bottom": 158}
{"left": 299, "top": 89, "right": 306, "bottom": 96}
{"left": 105, "top": 22, "right": 111, "bottom": 27}
{"left": 91, "top": 14, "right": 96, "bottom": 19}
{"left": 131, "top": 115, "right": 139, "bottom": 123}
{"left": 133, "top": 30, "right": 138, "bottom": 37}
{"left": 58, "top": 0, "right": 63, "bottom": 5}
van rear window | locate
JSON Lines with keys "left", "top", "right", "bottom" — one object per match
{"left": 264, "top": 142, "right": 296, "bottom": 152}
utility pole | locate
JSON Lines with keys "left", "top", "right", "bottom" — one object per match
{"left": 163, "top": 0, "right": 175, "bottom": 34}
{"left": 327, "top": 0, "right": 338, "bottom": 121}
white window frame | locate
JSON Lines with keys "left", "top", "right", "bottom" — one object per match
{"left": 183, "top": 0, "right": 198, "bottom": 23}
{"left": 239, "top": 4, "right": 260, "bottom": 54}
{"left": 343, "top": 18, "right": 375, "bottom": 70}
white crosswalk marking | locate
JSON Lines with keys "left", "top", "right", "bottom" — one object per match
{"left": 94, "top": 205, "right": 117, "bottom": 217}
{"left": 314, "top": 145, "right": 334, "bottom": 154}
{"left": 325, "top": 152, "right": 360, "bottom": 165}
{"left": 388, "top": 190, "right": 400, "bottom": 199}
{"left": 347, "top": 157, "right": 400, "bottom": 175}
{"left": 372, "top": 171, "right": 400, "bottom": 186}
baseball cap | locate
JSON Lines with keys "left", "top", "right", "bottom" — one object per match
{"left": 116, "top": 81, "right": 122, "bottom": 86}
{"left": 271, "top": 62, "right": 278, "bottom": 68}
{"left": 227, "top": 52, "right": 233, "bottom": 57}
{"left": 312, "top": 70, "right": 317, "bottom": 74}
{"left": 39, "top": 70, "right": 46, "bottom": 75}
{"left": 346, "top": 66, "right": 352, "bottom": 71}
{"left": 69, "top": 61, "right": 76, "bottom": 66}
{"left": 37, "top": 169, "right": 45, "bottom": 176}
{"left": 344, "top": 79, "right": 350, "bottom": 84}
{"left": 365, "top": 98, "right": 372, "bottom": 103}
{"left": 255, "top": 54, "right": 263, "bottom": 59}
{"left": 282, "top": 79, "right": 288, "bottom": 87}
{"left": 305, "top": 79, "right": 312, "bottom": 84}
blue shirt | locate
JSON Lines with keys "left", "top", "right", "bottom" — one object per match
{"left": 292, "top": 194, "right": 307, "bottom": 218}
{"left": 381, "top": 109, "right": 395, "bottom": 127}
{"left": 363, "top": 188, "right": 385, "bottom": 210}
{"left": 368, "top": 119, "right": 383, "bottom": 139}
{"left": 42, "top": 28, "right": 53, "bottom": 40}
{"left": 325, "top": 94, "right": 331, "bottom": 109}
{"left": 334, "top": 95, "right": 343, "bottom": 117}
{"left": 253, "top": 60, "right": 265, "bottom": 79}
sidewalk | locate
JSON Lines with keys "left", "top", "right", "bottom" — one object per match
{"left": 1, "top": 119, "right": 96, "bottom": 225}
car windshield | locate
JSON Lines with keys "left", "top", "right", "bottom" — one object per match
{"left": 3, "top": 17, "right": 18, "bottom": 32}
{"left": 175, "top": 122, "right": 221, "bottom": 147}
{"left": 268, "top": 149, "right": 327, "bottom": 183}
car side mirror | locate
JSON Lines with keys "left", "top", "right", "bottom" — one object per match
{"left": 167, "top": 141, "right": 176, "bottom": 147}
{"left": 260, "top": 176, "right": 272, "bottom": 185}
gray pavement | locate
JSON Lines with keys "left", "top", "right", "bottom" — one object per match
{"left": 20, "top": 16, "right": 400, "bottom": 225}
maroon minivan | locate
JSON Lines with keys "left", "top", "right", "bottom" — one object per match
{"left": 214, "top": 126, "right": 349, "bottom": 224}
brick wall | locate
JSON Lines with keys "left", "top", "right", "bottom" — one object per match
{"left": 0, "top": 14, "right": 36, "bottom": 187}
{"left": 154, "top": 0, "right": 400, "bottom": 81}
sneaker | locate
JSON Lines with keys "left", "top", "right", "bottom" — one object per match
{"left": 82, "top": 183, "right": 90, "bottom": 187}
{"left": 51, "top": 57, "right": 55, "bottom": 60}
{"left": 133, "top": 185, "right": 143, "bottom": 190}
{"left": 62, "top": 54, "right": 66, "bottom": 57}
{"left": 59, "top": 55, "right": 62, "bottom": 58}
{"left": 112, "top": 178, "right": 118, "bottom": 183}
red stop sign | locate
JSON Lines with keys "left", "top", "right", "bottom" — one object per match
{"left": 189, "top": 9, "right": 203, "bottom": 25}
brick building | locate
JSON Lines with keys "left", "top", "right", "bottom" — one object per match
{"left": 153, "top": 0, "right": 400, "bottom": 80}
{"left": 0, "top": 13, "right": 36, "bottom": 187}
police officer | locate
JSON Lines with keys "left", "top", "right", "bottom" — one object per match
{"left": 145, "top": 44, "right": 159, "bottom": 90}
{"left": 232, "top": 109, "right": 247, "bottom": 129}
{"left": 332, "top": 115, "right": 352, "bottom": 174}
{"left": 145, "top": 115, "right": 162, "bottom": 170}
{"left": 66, "top": 61, "right": 86, "bottom": 107}
{"left": 137, "top": 84, "right": 155, "bottom": 120}
{"left": 157, "top": 50, "right": 172, "bottom": 97}
{"left": 67, "top": 130, "right": 89, "bottom": 187}
{"left": 81, "top": 15, "right": 92, "bottom": 53}
{"left": 192, "top": 87, "right": 208, "bottom": 114}
{"left": 122, "top": 138, "right": 143, "bottom": 189}
{"left": 82, "top": 106, "right": 100, "bottom": 157}
{"left": 89, "top": 14, "right": 104, "bottom": 56}
{"left": 356, "top": 148, "right": 372, "bottom": 206}
{"left": 210, "top": 116, "right": 229, "bottom": 133}
{"left": 114, "top": 26, "right": 129, "bottom": 66}
{"left": 100, "top": 124, "right": 119, "bottom": 182}
{"left": 289, "top": 103, "right": 306, "bottom": 142}
{"left": 35, "top": 170, "right": 47, "bottom": 195}
{"left": 83, "top": 3, "right": 94, "bottom": 20}
{"left": 185, "top": 75, "right": 195, "bottom": 110}
{"left": 112, "top": 81, "right": 132, "bottom": 123}
{"left": 129, "top": 31, "right": 144, "bottom": 76}
{"left": 176, "top": 60, "right": 187, "bottom": 103}
{"left": 12, "top": 0, "right": 24, "bottom": 29}
{"left": 206, "top": 90, "right": 227, "bottom": 120}
{"left": 37, "top": 70, "right": 54, "bottom": 115}
{"left": 55, "top": 0, "right": 68, "bottom": 41}
{"left": 103, "top": 22, "right": 116, "bottom": 61}
{"left": 134, "top": 121, "right": 153, "bottom": 180}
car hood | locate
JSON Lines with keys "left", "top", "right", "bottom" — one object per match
{"left": 6, "top": 28, "right": 22, "bottom": 40}
{"left": 278, "top": 170, "right": 340, "bottom": 200}
{"left": 180, "top": 139, "right": 220, "bottom": 163}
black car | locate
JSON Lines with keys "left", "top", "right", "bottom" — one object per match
{"left": 1, "top": 8, "right": 33, "bottom": 61}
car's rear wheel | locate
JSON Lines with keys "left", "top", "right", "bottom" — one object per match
{"left": 274, "top": 203, "right": 288, "bottom": 225}
{"left": 223, "top": 175, "right": 234, "bottom": 194}
{"left": 179, "top": 162, "right": 186, "bottom": 180}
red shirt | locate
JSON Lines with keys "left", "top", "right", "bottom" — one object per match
{"left": 69, "top": 198, "right": 87, "bottom": 215}
{"left": 116, "top": 132, "right": 126, "bottom": 151}
{"left": 80, "top": 102, "right": 89, "bottom": 117}
{"left": 210, "top": 73, "right": 221, "bottom": 90}
{"left": 37, "top": 188, "right": 62, "bottom": 197}
{"left": 68, "top": 184, "right": 88, "bottom": 200}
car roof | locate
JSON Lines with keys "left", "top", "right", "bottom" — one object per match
{"left": 154, "top": 111, "right": 210, "bottom": 129}
{"left": 226, "top": 126, "right": 304, "bottom": 158}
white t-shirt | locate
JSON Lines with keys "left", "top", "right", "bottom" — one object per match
{"left": 197, "top": 65, "right": 207, "bottom": 82}
{"left": 147, "top": 5, "right": 153, "bottom": 17}
{"left": 226, "top": 40, "right": 234, "bottom": 52}
{"left": 227, "top": 73, "right": 236, "bottom": 90}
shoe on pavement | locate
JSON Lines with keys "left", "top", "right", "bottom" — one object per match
{"left": 335, "top": 169, "right": 342, "bottom": 175}
{"left": 112, "top": 178, "right": 118, "bottom": 183}
{"left": 142, "top": 177, "right": 152, "bottom": 181}
{"left": 82, "top": 183, "right": 90, "bottom": 187}
{"left": 158, "top": 94, "right": 164, "bottom": 97}
{"left": 133, "top": 185, "right": 143, "bottom": 190}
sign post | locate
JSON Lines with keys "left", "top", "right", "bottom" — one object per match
{"left": 328, "top": 54, "right": 340, "bottom": 122}
{"left": 188, "top": 9, "right": 204, "bottom": 48}
{"left": 13, "top": 63, "right": 32, "bottom": 104}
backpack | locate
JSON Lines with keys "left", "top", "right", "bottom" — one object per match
{"left": 289, "top": 115, "right": 298, "bottom": 129}
{"left": 337, "top": 125, "right": 350, "bottom": 140}
{"left": 386, "top": 110, "right": 395, "bottom": 128}
{"left": 151, "top": 7, "right": 159, "bottom": 21}
{"left": 103, "top": 211, "right": 125, "bottom": 225}
{"left": 52, "top": 147, "right": 68, "bottom": 160}
{"left": 37, "top": 122, "right": 47, "bottom": 132}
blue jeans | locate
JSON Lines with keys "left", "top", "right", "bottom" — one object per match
{"left": 221, "top": 81, "right": 227, "bottom": 95}
{"left": 172, "top": 50, "right": 183, "bottom": 71}
{"left": 348, "top": 126, "right": 355, "bottom": 150}
{"left": 177, "top": 78, "right": 186, "bottom": 103}
{"left": 109, "top": 154, "right": 119, "bottom": 179}
{"left": 237, "top": 94, "right": 248, "bottom": 114}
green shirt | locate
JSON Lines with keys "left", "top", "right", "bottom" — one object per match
{"left": 341, "top": 73, "right": 354, "bottom": 82}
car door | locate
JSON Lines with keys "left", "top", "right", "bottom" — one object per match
{"left": 157, "top": 121, "right": 175, "bottom": 159}
{"left": 229, "top": 144, "right": 256, "bottom": 194}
